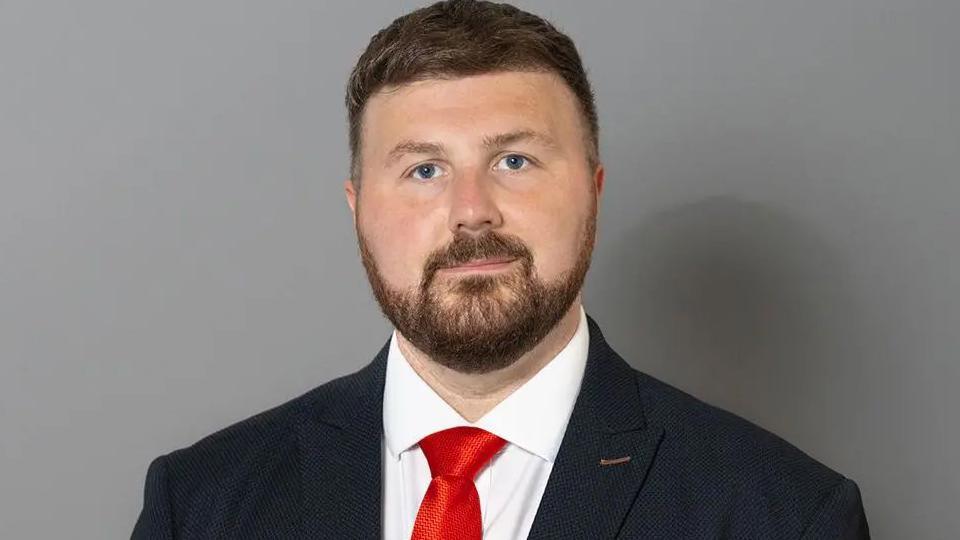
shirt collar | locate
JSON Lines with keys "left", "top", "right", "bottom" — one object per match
{"left": 382, "top": 305, "right": 589, "bottom": 463}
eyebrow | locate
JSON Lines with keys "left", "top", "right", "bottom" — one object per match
{"left": 384, "top": 129, "right": 560, "bottom": 166}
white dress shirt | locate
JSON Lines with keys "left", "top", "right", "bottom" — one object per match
{"left": 381, "top": 306, "right": 589, "bottom": 540}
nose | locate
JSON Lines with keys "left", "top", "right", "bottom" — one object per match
{"left": 446, "top": 168, "right": 504, "bottom": 234}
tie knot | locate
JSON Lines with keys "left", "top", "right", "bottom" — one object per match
{"left": 418, "top": 426, "right": 507, "bottom": 480}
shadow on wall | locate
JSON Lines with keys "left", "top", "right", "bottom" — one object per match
{"left": 589, "top": 195, "right": 866, "bottom": 448}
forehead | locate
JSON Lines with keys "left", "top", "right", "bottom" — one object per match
{"left": 360, "top": 71, "right": 583, "bottom": 158}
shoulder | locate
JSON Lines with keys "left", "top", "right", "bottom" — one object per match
{"left": 133, "top": 343, "right": 389, "bottom": 537}
{"left": 631, "top": 367, "right": 866, "bottom": 536}
{"left": 172, "top": 368, "right": 355, "bottom": 461}
{"left": 145, "top": 361, "right": 376, "bottom": 513}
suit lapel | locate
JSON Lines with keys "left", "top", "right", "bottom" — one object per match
{"left": 296, "top": 339, "right": 389, "bottom": 539}
{"left": 527, "top": 315, "right": 664, "bottom": 540}
{"left": 292, "top": 314, "right": 662, "bottom": 539}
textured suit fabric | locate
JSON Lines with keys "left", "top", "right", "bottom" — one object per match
{"left": 132, "top": 314, "right": 870, "bottom": 539}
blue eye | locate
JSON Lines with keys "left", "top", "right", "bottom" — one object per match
{"left": 410, "top": 163, "right": 444, "bottom": 181}
{"left": 497, "top": 154, "right": 529, "bottom": 171}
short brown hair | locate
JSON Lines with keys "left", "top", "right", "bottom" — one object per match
{"left": 345, "top": 0, "right": 599, "bottom": 183}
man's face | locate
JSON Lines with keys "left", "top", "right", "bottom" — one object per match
{"left": 345, "top": 71, "right": 604, "bottom": 374}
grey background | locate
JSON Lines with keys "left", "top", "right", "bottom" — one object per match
{"left": 1, "top": 0, "right": 957, "bottom": 538}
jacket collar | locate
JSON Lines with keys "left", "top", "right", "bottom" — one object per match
{"left": 296, "top": 313, "right": 663, "bottom": 539}
{"left": 295, "top": 337, "right": 388, "bottom": 538}
{"left": 526, "top": 314, "right": 664, "bottom": 539}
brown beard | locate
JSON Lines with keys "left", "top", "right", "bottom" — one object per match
{"left": 356, "top": 197, "right": 597, "bottom": 375}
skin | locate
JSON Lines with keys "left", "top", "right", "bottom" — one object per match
{"left": 344, "top": 70, "right": 605, "bottom": 422}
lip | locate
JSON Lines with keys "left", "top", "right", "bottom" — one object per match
{"left": 440, "top": 257, "right": 517, "bottom": 273}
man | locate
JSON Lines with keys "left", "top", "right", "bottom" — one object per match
{"left": 133, "top": 0, "right": 870, "bottom": 538}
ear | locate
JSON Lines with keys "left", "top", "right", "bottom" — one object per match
{"left": 593, "top": 162, "right": 605, "bottom": 199}
{"left": 344, "top": 179, "right": 358, "bottom": 226}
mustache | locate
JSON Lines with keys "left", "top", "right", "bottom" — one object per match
{"left": 421, "top": 231, "right": 533, "bottom": 286}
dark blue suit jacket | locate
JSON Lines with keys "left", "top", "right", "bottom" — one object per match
{"left": 133, "top": 315, "right": 869, "bottom": 538}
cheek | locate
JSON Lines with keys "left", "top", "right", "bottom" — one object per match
{"left": 516, "top": 207, "right": 587, "bottom": 277}
{"left": 360, "top": 202, "right": 438, "bottom": 286}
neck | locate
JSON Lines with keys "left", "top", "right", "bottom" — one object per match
{"left": 395, "top": 297, "right": 583, "bottom": 423}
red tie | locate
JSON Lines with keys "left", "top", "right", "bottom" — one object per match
{"left": 411, "top": 426, "right": 507, "bottom": 540}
